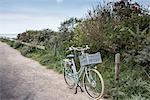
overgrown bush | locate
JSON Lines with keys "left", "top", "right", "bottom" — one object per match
{"left": 135, "top": 46, "right": 150, "bottom": 64}
{"left": 39, "top": 53, "right": 53, "bottom": 65}
{"left": 128, "top": 94, "right": 149, "bottom": 100}
{"left": 13, "top": 41, "right": 22, "bottom": 49}
{"left": 20, "top": 46, "right": 35, "bottom": 56}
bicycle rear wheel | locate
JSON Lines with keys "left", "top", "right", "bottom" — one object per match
{"left": 83, "top": 68, "right": 104, "bottom": 99}
{"left": 64, "top": 61, "right": 75, "bottom": 89}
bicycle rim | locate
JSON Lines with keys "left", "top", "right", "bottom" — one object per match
{"left": 83, "top": 68, "right": 104, "bottom": 99}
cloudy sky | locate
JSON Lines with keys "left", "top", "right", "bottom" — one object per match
{"left": 0, "top": 0, "right": 149, "bottom": 34}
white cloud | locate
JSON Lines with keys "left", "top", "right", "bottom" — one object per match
{"left": 56, "top": 0, "right": 63, "bottom": 3}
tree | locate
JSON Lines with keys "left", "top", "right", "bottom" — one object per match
{"left": 59, "top": 17, "right": 82, "bottom": 41}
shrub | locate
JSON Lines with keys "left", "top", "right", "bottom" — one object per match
{"left": 128, "top": 95, "right": 148, "bottom": 100}
{"left": 13, "top": 41, "right": 22, "bottom": 49}
{"left": 20, "top": 46, "right": 35, "bottom": 56}
{"left": 7, "top": 40, "right": 15, "bottom": 47}
{"left": 39, "top": 53, "right": 53, "bottom": 65}
{"left": 135, "top": 46, "right": 150, "bottom": 64}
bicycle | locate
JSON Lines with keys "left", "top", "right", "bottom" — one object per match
{"left": 63, "top": 45, "right": 104, "bottom": 100}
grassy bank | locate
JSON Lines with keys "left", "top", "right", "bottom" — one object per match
{"left": 0, "top": 38, "right": 63, "bottom": 73}
{"left": 1, "top": 38, "right": 150, "bottom": 100}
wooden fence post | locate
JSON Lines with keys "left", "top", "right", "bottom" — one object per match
{"left": 115, "top": 53, "right": 120, "bottom": 81}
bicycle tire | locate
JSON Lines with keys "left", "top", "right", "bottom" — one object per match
{"left": 64, "top": 61, "right": 75, "bottom": 89}
{"left": 83, "top": 68, "right": 104, "bottom": 99}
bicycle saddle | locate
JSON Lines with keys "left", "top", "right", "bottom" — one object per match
{"left": 67, "top": 54, "right": 75, "bottom": 58}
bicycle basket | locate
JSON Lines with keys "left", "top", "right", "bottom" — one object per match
{"left": 79, "top": 52, "right": 102, "bottom": 66}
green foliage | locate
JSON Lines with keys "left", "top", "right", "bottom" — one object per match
{"left": 0, "top": 38, "right": 14, "bottom": 47}
{"left": 39, "top": 53, "right": 55, "bottom": 65}
{"left": 118, "top": 26, "right": 150, "bottom": 68}
{"left": 4, "top": 0, "right": 150, "bottom": 99}
{"left": 59, "top": 17, "right": 82, "bottom": 41}
{"left": 20, "top": 46, "right": 35, "bottom": 56}
{"left": 13, "top": 41, "right": 22, "bottom": 49}
{"left": 24, "top": 48, "right": 63, "bottom": 73}
{"left": 136, "top": 46, "right": 150, "bottom": 63}
{"left": 103, "top": 61, "right": 150, "bottom": 100}
{"left": 128, "top": 94, "right": 149, "bottom": 100}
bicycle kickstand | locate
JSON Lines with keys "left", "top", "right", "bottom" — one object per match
{"left": 74, "top": 83, "right": 84, "bottom": 94}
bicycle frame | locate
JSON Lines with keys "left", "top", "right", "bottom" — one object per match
{"left": 69, "top": 58, "right": 85, "bottom": 83}
{"left": 64, "top": 46, "right": 93, "bottom": 85}
{"left": 69, "top": 57, "right": 93, "bottom": 86}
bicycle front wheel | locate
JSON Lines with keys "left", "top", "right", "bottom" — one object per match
{"left": 64, "top": 61, "right": 75, "bottom": 89}
{"left": 83, "top": 68, "right": 104, "bottom": 99}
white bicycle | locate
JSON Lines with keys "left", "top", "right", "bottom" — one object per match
{"left": 63, "top": 45, "right": 104, "bottom": 100}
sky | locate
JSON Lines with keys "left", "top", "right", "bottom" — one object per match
{"left": 0, "top": 0, "right": 150, "bottom": 35}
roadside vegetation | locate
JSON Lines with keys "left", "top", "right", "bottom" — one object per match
{"left": 0, "top": 0, "right": 150, "bottom": 99}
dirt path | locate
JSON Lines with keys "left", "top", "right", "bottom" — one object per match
{"left": 0, "top": 42, "right": 96, "bottom": 100}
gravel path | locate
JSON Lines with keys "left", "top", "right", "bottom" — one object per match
{"left": 0, "top": 42, "right": 95, "bottom": 100}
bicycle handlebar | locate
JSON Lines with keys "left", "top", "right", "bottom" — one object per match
{"left": 69, "top": 45, "right": 90, "bottom": 51}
